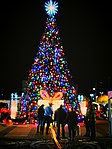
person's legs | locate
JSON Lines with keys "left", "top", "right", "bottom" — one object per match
{"left": 72, "top": 128, "right": 75, "bottom": 139}
{"left": 68, "top": 125, "right": 71, "bottom": 140}
{"left": 42, "top": 117, "right": 47, "bottom": 135}
{"left": 56, "top": 122, "right": 60, "bottom": 139}
{"left": 62, "top": 123, "right": 65, "bottom": 138}
{"left": 40, "top": 119, "right": 44, "bottom": 134}
{"left": 46, "top": 116, "right": 50, "bottom": 134}
{"left": 46, "top": 125, "right": 48, "bottom": 134}
{"left": 37, "top": 119, "right": 40, "bottom": 133}
{"left": 71, "top": 125, "right": 77, "bottom": 141}
{"left": 90, "top": 121, "right": 96, "bottom": 141}
{"left": 86, "top": 122, "right": 90, "bottom": 137}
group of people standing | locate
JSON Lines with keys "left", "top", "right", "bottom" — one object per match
{"left": 37, "top": 103, "right": 78, "bottom": 141}
{"left": 54, "top": 105, "right": 78, "bottom": 140}
{"left": 37, "top": 102, "right": 53, "bottom": 135}
{"left": 37, "top": 101, "right": 96, "bottom": 141}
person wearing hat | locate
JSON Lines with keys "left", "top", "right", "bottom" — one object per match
{"left": 42, "top": 102, "right": 53, "bottom": 135}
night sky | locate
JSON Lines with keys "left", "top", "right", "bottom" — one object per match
{"left": 0, "top": 0, "right": 111, "bottom": 99}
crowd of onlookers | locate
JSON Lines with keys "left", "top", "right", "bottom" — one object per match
{"left": 0, "top": 100, "right": 109, "bottom": 141}
{"left": 37, "top": 102, "right": 78, "bottom": 141}
{"left": 37, "top": 100, "right": 97, "bottom": 141}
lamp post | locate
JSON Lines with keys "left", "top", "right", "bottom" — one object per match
{"left": 108, "top": 91, "right": 112, "bottom": 136}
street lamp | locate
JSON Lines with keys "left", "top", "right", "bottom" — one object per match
{"left": 93, "top": 87, "right": 96, "bottom": 101}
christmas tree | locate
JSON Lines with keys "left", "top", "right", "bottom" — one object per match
{"left": 20, "top": 0, "right": 76, "bottom": 122}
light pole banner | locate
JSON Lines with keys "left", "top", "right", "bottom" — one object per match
{"left": 108, "top": 91, "right": 112, "bottom": 99}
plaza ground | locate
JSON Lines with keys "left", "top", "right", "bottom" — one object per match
{"left": 0, "top": 119, "right": 112, "bottom": 149}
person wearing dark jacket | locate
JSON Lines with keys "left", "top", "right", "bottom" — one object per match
{"left": 37, "top": 104, "right": 45, "bottom": 134}
{"left": 66, "top": 107, "right": 78, "bottom": 141}
{"left": 54, "top": 104, "right": 66, "bottom": 140}
{"left": 87, "top": 101, "right": 96, "bottom": 141}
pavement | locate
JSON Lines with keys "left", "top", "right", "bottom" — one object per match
{"left": 0, "top": 120, "right": 112, "bottom": 149}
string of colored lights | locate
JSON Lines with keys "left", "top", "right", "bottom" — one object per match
{"left": 20, "top": 0, "right": 76, "bottom": 121}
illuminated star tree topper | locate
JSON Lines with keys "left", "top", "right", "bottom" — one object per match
{"left": 45, "top": 0, "right": 58, "bottom": 16}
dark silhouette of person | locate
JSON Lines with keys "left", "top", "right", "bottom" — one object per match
{"left": 37, "top": 104, "right": 45, "bottom": 134}
{"left": 54, "top": 104, "right": 66, "bottom": 140}
{"left": 88, "top": 102, "right": 96, "bottom": 141}
{"left": 84, "top": 113, "right": 90, "bottom": 137}
{"left": 66, "top": 107, "right": 78, "bottom": 141}
{"left": 85, "top": 101, "right": 96, "bottom": 141}
{"left": 43, "top": 102, "right": 53, "bottom": 135}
